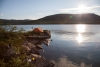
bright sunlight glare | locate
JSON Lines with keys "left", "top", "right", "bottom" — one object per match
{"left": 77, "top": 5, "right": 86, "bottom": 13}
{"left": 76, "top": 33, "right": 83, "bottom": 43}
{"left": 76, "top": 24, "right": 86, "bottom": 43}
{"left": 76, "top": 24, "right": 86, "bottom": 33}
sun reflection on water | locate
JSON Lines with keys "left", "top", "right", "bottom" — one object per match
{"left": 76, "top": 33, "right": 83, "bottom": 43}
{"left": 76, "top": 24, "right": 86, "bottom": 43}
{"left": 76, "top": 24, "right": 86, "bottom": 33}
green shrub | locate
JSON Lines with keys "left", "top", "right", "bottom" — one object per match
{"left": 0, "top": 24, "right": 35, "bottom": 67}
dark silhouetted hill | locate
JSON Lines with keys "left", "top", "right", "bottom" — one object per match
{"left": 35, "top": 13, "right": 100, "bottom": 24}
{"left": 1, "top": 13, "right": 100, "bottom": 25}
{"left": 0, "top": 19, "right": 32, "bottom": 25}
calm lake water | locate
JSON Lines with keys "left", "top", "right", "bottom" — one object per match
{"left": 17, "top": 24, "right": 100, "bottom": 67}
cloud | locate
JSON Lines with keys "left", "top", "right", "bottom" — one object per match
{"left": 58, "top": 6, "right": 100, "bottom": 13}
{"left": 51, "top": 56, "right": 92, "bottom": 67}
{"left": 87, "top": 6, "right": 100, "bottom": 9}
{"left": 1, "top": 14, "right": 4, "bottom": 16}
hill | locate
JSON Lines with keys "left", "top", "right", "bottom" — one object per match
{"left": 0, "top": 19, "right": 32, "bottom": 25}
{"left": 1, "top": 13, "right": 100, "bottom": 25}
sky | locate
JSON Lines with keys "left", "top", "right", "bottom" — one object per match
{"left": 0, "top": 0, "right": 100, "bottom": 20}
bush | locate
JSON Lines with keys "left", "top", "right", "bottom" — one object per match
{"left": 0, "top": 24, "right": 35, "bottom": 67}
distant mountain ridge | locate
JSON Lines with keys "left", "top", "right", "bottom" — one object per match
{"left": 1, "top": 13, "right": 100, "bottom": 25}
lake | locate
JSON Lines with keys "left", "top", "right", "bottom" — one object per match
{"left": 17, "top": 24, "right": 100, "bottom": 67}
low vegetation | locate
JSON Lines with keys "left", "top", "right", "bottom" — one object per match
{"left": 0, "top": 23, "right": 35, "bottom": 67}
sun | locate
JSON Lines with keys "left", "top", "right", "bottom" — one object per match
{"left": 77, "top": 5, "right": 86, "bottom": 13}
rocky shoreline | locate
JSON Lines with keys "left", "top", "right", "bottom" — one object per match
{"left": 23, "top": 37, "right": 55, "bottom": 67}
{"left": 4, "top": 28, "right": 54, "bottom": 67}
{"left": 6, "top": 35, "right": 54, "bottom": 67}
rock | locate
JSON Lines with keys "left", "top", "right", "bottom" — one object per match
{"left": 36, "top": 45, "right": 43, "bottom": 49}
{"left": 42, "top": 49, "right": 44, "bottom": 52}
{"left": 31, "top": 54, "right": 41, "bottom": 58}
{"left": 6, "top": 48, "right": 16, "bottom": 56}
{"left": 27, "top": 43, "right": 36, "bottom": 49}
{"left": 42, "top": 39, "right": 50, "bottom": 46}
{"left": 22, "top": 45, "right": 31, "bottom": 51}
{"left": 44, "top": 30, "right": 51, "bottom": 37}
{"left": 27, "top": 58, "right": 31, "bottom": 62}
{"left": 30, "top": 49, "right": 40, "bottom": 55}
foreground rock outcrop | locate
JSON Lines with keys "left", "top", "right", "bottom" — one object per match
{"left": 22, "top": 38, "right": 54, "bottom": 67}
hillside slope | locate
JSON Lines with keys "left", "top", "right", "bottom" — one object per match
{"left": 1, "top": 13, "right": 100, "bottom": 25}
